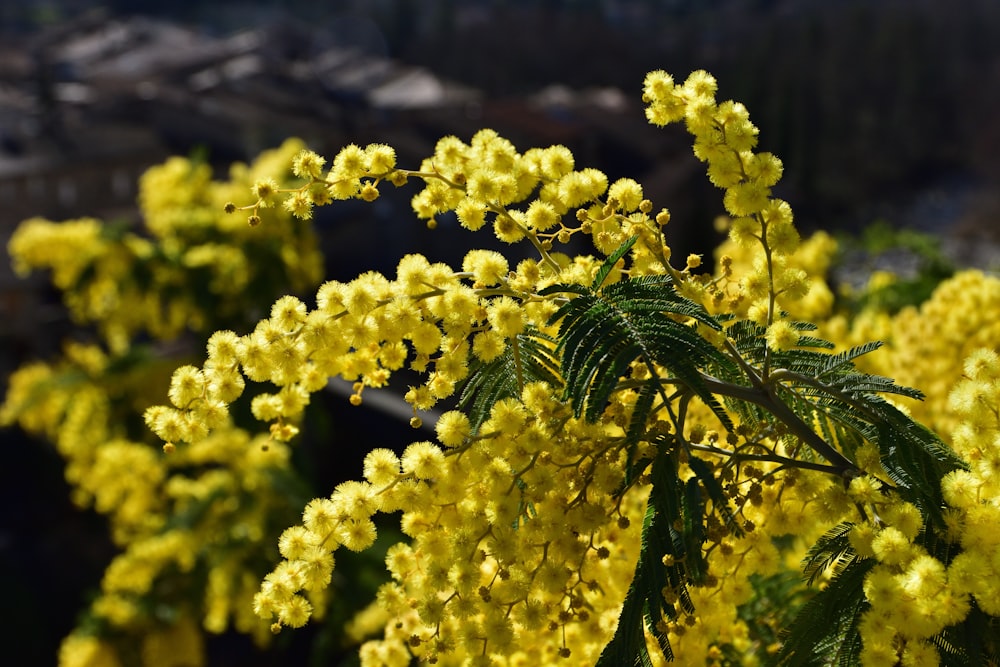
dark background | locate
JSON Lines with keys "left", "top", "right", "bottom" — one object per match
{"left": 1, "top": 1, "right": 998, "bottom": 665}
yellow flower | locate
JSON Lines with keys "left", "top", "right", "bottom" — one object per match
{"left": 337, "top": 518, "right": 378, "bottom": 552}
{"left": 365, "top": 143, "right": 397, "bottom": 174}
{"left": 282, "top": 189, "right": 314, "bottom": 219}
{"left": 291, "top": 149, "right": 326, "bottom": 179}
{"left": 206, "top": 330, "right": 241, "bottom": 366}
{"left": 900, "top": 640, "right": 940, "bottom": 667}
{"left": 331, "top": 143, "right": 368, "bottom": 180}
{"left": 59, "top": 634, "right": 124, "bottom": 667}
{"left": 765, "top": 320, "right": 800, "bottom": 352}
{"left": 270, "top": 295, "right": 308, "bottom": 331}
{"left": 400, "top": 441, "right": 447, "bottom": 480}
{"left": 462, "top": 249, "right": 509, "bottom": 286}
{"left": 723, "top": 182, "right": 770, "bottom": 217}
{"left": 607, "top": 178, "right": 644, "bottom": 212}
{"left": 168, "top": 366, "right": 205, "bottom": 409}
{"left": 277, "top": 594, "right": 313, "bottom": 628}
{"left": 847, "top": 475, "right": 883, "bottom": 504}
{"left": 525, "top": 199, "right": 560, "bottom": 231}
{"left": 251, "top": 177, "right": 280, "bottom": 205}
{"left": 486, "top": 297, "right": 526, "bottom": 339}
{"left": 435, "top": 411, "right": 471, "bottom": 448}
{"left": 472, "top": 330, "right": 507, "bottom": 363}
{"left": 302, "top": 497, "right": 339, "bottom": 536}
{"left": 456, "top": 198, "right": 488, "bottom": 231}
{"left": 484, "top": 397, "right": 528, "bottom": 436}
{"left": 538, "top": 145, "right": 575, "bottom": 179}
{"left": 363, "top": 448, "right": 401, "bottom": 486}
{"left": 871, "top": 526, "right": 914, "bottom": 566}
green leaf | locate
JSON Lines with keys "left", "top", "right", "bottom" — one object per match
{"left": 622, "top": 378, "right": 661, "bottom": 486}
{"left": 816, "top": 341, "right": 884, "bottom": 378}
{"left": 935, "top": 603, "right": 1000, "bottom": 665}
{"left": 596, "top": 449, "right": 689, "bottom": 666}
{"left": 801, "top": 522, "right": 856, "bottom": 586}
{"left": 591, "top": 234, "right": 639, "bottom": 290}
{"left": 457, "top": 326, "right": 561, "bottom": 431}
{"left": 546, "top": 271, "right": 729, "bottom": 428}
{"left": 777, "top": 557, "right": 874, "bottom": 666}
{"left": 688, "top": 456, "right": 742, "bottom": 536}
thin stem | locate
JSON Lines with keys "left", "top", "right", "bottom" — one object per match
{"left": 697, "top": 373, "right": 858, "bottom": 476}
{"left": 758, "top": 211, "right": 776, "bottom": 379}
{"left": 766, "top": 368, "right": 883, "bottom": 423}
{"left": 686, "top": 442, "right": 846, "bottom": 477}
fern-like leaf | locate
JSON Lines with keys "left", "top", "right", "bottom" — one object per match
{"left": 457, "top": 326, "right": 561, "bottom": 430}
{"left": 776, "top": 557, "right": 874, "bottom": 666}
{"left": 816, "top": 341, "right": 884, "bottom": 378}
{"left": 801, "top": 522, "right": 857, "bottom": 586}
{"left": 596, "top": 449, "right": 690, "bottom": 666}
{"left": 542, "top": 255, "right": 729, "bottom": 428}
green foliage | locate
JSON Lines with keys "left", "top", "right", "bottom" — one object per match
{"left": 596, "top": 450, "right": 692, "bottom": 666}
{"left": 457, "top": 326, "right": 561, "bottom": 430}
{"left": 543, "top": 236, "right": 978, "bottom": 666}
{"left": 837, "top": 220, "right": 955, "bottom": 314}
{"left": 543, "top": 237, "right": 731, "bottom": 428}
{"left": 777, "top": 557, "right": 873, "bottom": 666}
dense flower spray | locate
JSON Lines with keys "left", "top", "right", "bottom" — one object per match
{"left": 4, "top": 69, "right": 999, "bottom": 666}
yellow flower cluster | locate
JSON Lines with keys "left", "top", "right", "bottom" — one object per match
{"left": 254, "top": 392, "right": 654, "bottom": 664}
{"left": 135, "top": 68, "right": 882, "bottom": 666}
{"left": 849, "top": 502, "right": 966, "bottom": 665}
{"left": 10, "top": 62, "right": 1000, "bottom": 667}
{"left": 840, "top": 349, "right": 1000, "bottom": 665}
{"left": 1, "top": 142, "right": 339, "bottom": 665}
{"left": 940, "top": 349, "right": 1000, "bottom": 613}
{"left": 143, "top": 251, "right": 555, "bottom": 448}
{"left": 168, "top": 69, "right": 851, "bottom": 664}
{"left": 836, "top": 270, "right": 1000, "bottom": 436}
{"left": 0, "top": 343, "right": 165, "bottom": 542}
{"left": 0, "top": 340, "right": 299, "bottom": 662}
{"left": 7, "top": 139, "right": 322, "bottom": 351}
{"left": 643, "top": 70, "right": 809, "bottom": 347}
{"left": 711, "top": 228, "right": 838, "bottom": 325}
{"left": 59, "top": 616, "right": 204, "bottom": 667}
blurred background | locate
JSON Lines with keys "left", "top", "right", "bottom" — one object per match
{"left": 1, "top": 0, "right": 998, "bottom": 665}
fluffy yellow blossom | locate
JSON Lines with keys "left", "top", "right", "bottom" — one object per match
{"left": 765, "top": 320, "right": 800, "bottom": 351}
{"left": 16, "top": 63, "right": 1000, "bottom": 667}
{"left": 486, "top": 296, "right": 527, "bottom": 339}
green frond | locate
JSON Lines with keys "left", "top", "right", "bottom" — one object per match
{"left": 776, "top": 557, "right": 874, "bottom": 666}
{"left": 688, "top": 456, "right": 742, "bottom": 535}
{"left": 791, "top": 389, "right": 964, "bottom": 525}
{"left": 599, "top": 275, "right": 722, "bottom": 329}
{"left": 816, "top": 341, "right": 884, "bottom": 378}
{"left": 793, "top": 335, "right": 836, "bottom": 350}
{"left": 545, "top": 255, "right": 735, "bottom": 432}
{"left": 457, "top": 326, "right": 561, "bottom": 430}
{"left": 866, "top": 398, "right": 966, "bottom": 525}
{"left": 827, "top": 372, "right": 925, "bottom": 400}
{"left": 681, "top": 476, "right": 708, "bottom": 582}
{"left": 623, "top": 378, "right": 661, "bottom": 485}
{"left": 596, "top": 449, "right": 695, "bottom": 667}
{"left": 595, "top": 499, "right": 669, "bottom": 666}
{"left": 724, "top": 319, "right": 767, "bottom": 364}
{"left": 591, "top": 234, "right": 639, "bottom": 290}
{"left": 935, "top": 603, "right": 1000, "bottom": 666}
{"left": 801, "top": 522, "right": 857, "bottom": 586}
{"left": 769, "top": 349, "right": 837, "bottom": 377}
